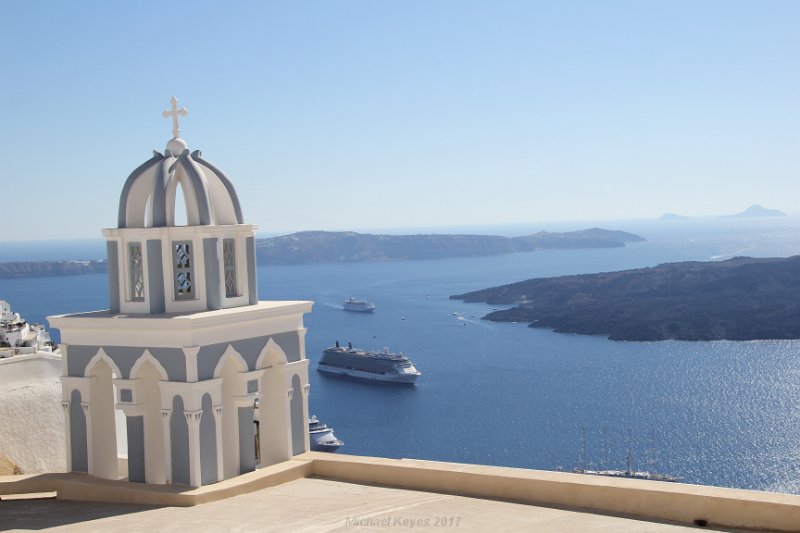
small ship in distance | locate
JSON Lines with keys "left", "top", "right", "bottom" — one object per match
{"left": 343, "top": 297, "right": 375, "bottom": 313}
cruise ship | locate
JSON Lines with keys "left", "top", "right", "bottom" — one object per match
{"left": 309, "top": 415, "right": 343, "bottom": 452}
{"left": 318, "top": 343, "right": 421, "bottom": 384}
{"left": 342, "top": 297, "right": 375, "bottom": 313}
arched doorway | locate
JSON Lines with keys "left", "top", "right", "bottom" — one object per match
{"left": 69, "top": 389, "right": 87, "bottom": 472}
{"left": 200, "top": 393, "right": 217, "bottom": 485}
{"left": 170, "top": 395, "right": 190, "bottom": 485}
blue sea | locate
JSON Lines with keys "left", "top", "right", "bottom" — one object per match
{"left": 2, "top": 217, "right": 800, "bottom": 494}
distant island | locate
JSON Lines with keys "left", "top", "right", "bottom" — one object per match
{"left": 451, "top": 255, "right": 800, "bottom": 341}
{"left": 254, "top": 229, "right": 644, "bottom": 265}
{"left": 0, "top": 229, "right": 643, "bottom": 278}
{"left": 721, "top": 204, "right": 786, "bottom": 218}
{"left": 659, "top": 213, "right": 689, "bottom": 221}
{"left": 0, "top": 260, "right": 107, "bottom": 279}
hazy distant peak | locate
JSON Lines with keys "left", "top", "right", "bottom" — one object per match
{"left": 659, "top": 212, "right": 689, "bottom": 221}
{"left": 722, "top": 204, "right": 786, "bottom": 218}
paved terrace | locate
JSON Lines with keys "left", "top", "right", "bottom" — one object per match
{"left": 2, "top": 453, "right": 798, "bottom": 532}
{"left": 1, "top": 477, "right": 715, "bottom": 532}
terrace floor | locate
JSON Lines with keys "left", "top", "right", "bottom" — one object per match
{"left": 0, "top": 477, "right": 728, "bottom": 532}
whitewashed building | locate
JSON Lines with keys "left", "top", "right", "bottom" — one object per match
{"left": 49, "top": 98, "right": 312, "bottom": 487}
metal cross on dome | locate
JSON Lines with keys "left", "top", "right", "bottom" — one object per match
{"left": 162, "top": 96, "right": 188, "bottom": 139}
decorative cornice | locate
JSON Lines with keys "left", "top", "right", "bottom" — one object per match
{"left": 184, "top": 409, "right": 203, "bottom": 425}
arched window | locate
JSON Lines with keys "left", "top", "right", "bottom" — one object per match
{"left": 129, "top": 242, "right": 144, "bottom": 302}
{"left": 223, "top": 238, "right": 237, "bottom": 297}
{"left": 173, "top": 241, "right": 194, "bottom": 300}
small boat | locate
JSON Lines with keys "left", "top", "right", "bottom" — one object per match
{"left": 343, "top": 297, "right": 375, "bottom": 313}
{"left": 572, "top": 429, "right": 679, "bottom": 482}
{"left": 574, "top": 467, "right": 679, "bottom": 483}
{"left": 309, "top": 415, "right": 343, "bottom": 452}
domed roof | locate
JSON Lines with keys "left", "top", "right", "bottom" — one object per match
{"left": 117, "top": 98, "right": 244, "bottom": 229}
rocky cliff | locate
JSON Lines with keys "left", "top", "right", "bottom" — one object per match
{"left": 0, "top": 228, "right": 644, "bottom": 278}
{"left": 0, "top": 260, "right": 108, "bottom": 279}
{"left": 255, "top": 228, "right": 644, "bottom": 265}
{"left": 451, "top": 255, "right": 800, "bottom": 341}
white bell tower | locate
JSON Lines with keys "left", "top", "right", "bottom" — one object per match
{"left": 50, "top": 98, "right": 313, "bottom": 488}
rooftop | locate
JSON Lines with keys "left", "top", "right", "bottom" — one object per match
{"left": 2, "top": 453, "right": 798, "bottom": 532}
{"left": 1, "top": 477, "right": 709, "bottom": 532}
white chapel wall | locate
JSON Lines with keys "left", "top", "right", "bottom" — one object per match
{"left": 0, "top": 355, "right": 65, "bottom": 474}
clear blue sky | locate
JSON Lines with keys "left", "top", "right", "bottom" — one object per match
{"left": 1, "top": 1, "right": 798, "bottom": 240}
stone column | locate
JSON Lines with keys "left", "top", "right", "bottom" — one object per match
{"left": 285, "top": 388, "right": 294, "bottom": 456}
{"left": 184, "top": 409, "right": 203, "bottom": 487}
{"left": 213, "top": 405, "right": 223, "bottom": 481}
{"left": 81, "top": 402, "right": 93, "bottom": 476}
{"left": 161, "top": 409, "right": 172, "bottom": 483}
{"left": 302, "top": 384, "right": 311, "bottom": 452}
{"left": 61, "top": 401, "right": 72, "bottom": 472}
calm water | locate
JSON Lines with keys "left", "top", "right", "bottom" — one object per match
{"left": 2, "top": 218, "right": 800, "bottom": 494}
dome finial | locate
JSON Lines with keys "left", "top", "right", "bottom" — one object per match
{"left": 162, "top": 96, "right": 188, "bottom": 139}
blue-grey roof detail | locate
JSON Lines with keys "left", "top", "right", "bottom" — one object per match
{"left": 195, "top": 335, "right": 297, "bottom": 381}
{"left": 197, "top": 342, "right": 228, "bottom": 381}
{"left": 150, "top": 158, "right": 171, "bottom": 227}
{"left": 148, "top": 347, "right": 187, "bottom": 381}
{"left": 177, "top": 151, "right": 212, "bottom": 226}
{"left": 67, "top": 345, "right": 103, "bottom": 377}
{"left": 118, "top": 145, "right": 243, "bottom": 228}
{"left": 67, "top": 344, "right": 186, "bottom": 381}
{"left": 117, "top": 152, "right": 164, "bottom": 228}
{"left": 103, "top": 346, "right": 148, "bottom": 378}
{"left": 193, "top": 151, "right": 244, "bottom": 224}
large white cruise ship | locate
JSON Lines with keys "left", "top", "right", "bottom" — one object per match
{"left": 318, "top": 343, "right": 421, "bottom": 384}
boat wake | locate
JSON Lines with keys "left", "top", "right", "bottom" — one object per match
{"left": 710, "top": 246, "right": 755, "bottom": 261}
